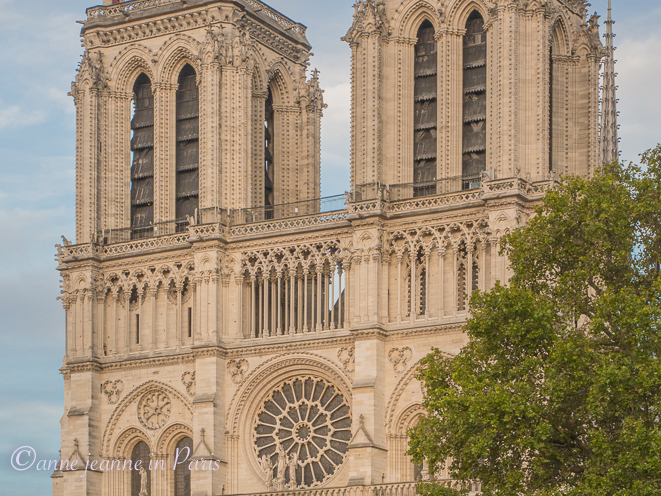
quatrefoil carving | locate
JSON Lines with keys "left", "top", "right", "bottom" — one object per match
{"left": 388, "top": 347, "right": 413, "bottom": 374}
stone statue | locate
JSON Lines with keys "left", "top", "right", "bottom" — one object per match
{"left": 286, "top": 451, "right": 299, "bottom": 489}
{"left": 138, "top": 466, "right": 149, "bottom": 496}
{"left": 275, "top": 443, "right": 287, "bottom": 490}
{"left": 259, "top": 454, "right": 274, "bottom": 490}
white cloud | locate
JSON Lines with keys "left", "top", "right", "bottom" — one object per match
{"left": 0, "top": 100, "right": 47, "bottom": 130}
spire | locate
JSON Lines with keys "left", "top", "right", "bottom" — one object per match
{"left": 600, "top": 0, "right": 619, "bottom": 164}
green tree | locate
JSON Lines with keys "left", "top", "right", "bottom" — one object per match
{"left": 408, "top": 146, "right": 661, "bottom": 496}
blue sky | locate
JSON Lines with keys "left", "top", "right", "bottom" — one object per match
{"left": 0, "top": 0, "right": 659, "bottom": 494}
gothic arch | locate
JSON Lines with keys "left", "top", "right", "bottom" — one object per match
{"left": 385, "top": 352, "right": 453, "bottom": 433}
{"left": 156, "top": 422, "right": 194, "bottom": 454}
{"left": 550, "top": 16, "right": 571, "bottom": 56}
{"left": 250, "top": 46, "right": 269, "bottom": 95}
{"left": 102, "top": 380, "right": 194, "bottom": 456}
{"left": 393, "top": 1, "right": 441, "bottom": 39}
{"left": 448, "top": 0, "right": 490, "bottom": 32}
{"left": 266, "top": 61, "right": 294, "bottom": 107}
{"left": 394, "top": 403, "right": 426, "bottom": 436}
{"left": 114, "top": 426, "right": 151, "bottom": 459}
{"left": 110, "top": 45, "right": 156, "bottom": 94}
{"left": 157, "top": 35, "right": 202, "bottom": 86}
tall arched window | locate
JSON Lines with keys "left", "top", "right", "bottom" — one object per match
{"left": 549, "top": 22, "right": 565, "bottom": 173}
{"left": 176, "top": 64, "right": 199, "bottom": 228}
{"left": 462, "top": 11, "right": 487, "bottom": 189}
{"left": 264, "top": 88, "right": 275, "bottom": 217}
{"left": 131, "top": 441, "right": 151, "bottom": 496}
{"left": 174, "top": 437, "right": 193, "bottom": 496}
{"left": 413, "top": 20, "right": 437, "bottom": 198}
{"left": 131, "top": 74, "right": 155, "bottom": 237}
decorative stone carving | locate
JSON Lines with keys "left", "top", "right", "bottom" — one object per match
{"left": 337, "top": 347, "right": 355, "bottom": 373}
{"left": 138, "top": 391, "right": 172, "bottom": 430}
{"left": 181, "top": 371, "right": 196, "bottom": 396}
{"left": 101, "top": 380, "right": 124, "bottom": 405}
{"left": 227, "top": 359, "right": 250, "bottom": 384}
{"left": 253, "top": 376, "right": 351, "bottom": 489}
{"left": 388, "top": 347, "right": 413, "bottom": 374}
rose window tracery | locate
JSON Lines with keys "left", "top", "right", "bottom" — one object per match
{"left": 138, "top": 391, "right": 172, "bottom": 430}
{"left": 253, "top": 377, "right": 352, "bottom": 489}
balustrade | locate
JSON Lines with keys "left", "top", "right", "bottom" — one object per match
{"left": 243, "top": 261, "right": 346, "bottom": 340}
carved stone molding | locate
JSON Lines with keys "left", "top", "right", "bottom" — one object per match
{"left": 181, "top": 371, "right": 196, "bottom": 396}
{"left": 337, "top": 347, "right": 355, "bottom": 373}
{"left": 101, "top": 380, "right": 124, "bottom": 405}
{"left": 388, "top": 347, "right": 413, "bottom": 374}
{"left": 138, "top": 391, "right": 172, "bottom": 430}
{"left": 227, "top": 359, "right": 250, "bottom": 384}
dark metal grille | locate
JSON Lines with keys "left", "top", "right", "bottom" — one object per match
{"left": 264, "top": 89, "right": 275, "bottom": 216}
{"left": 462, "top": 13, "right": 487, "bottom": 186}
{"left": 131, "top": 74, "right": 154, "bottom": 232}
{"left": 176, "top": 65, "right": 199, "bottom": 221}
{"left": 414, "top": 21, "right": 437, "bottom": 199}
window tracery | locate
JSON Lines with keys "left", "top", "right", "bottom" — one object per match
{"left": 253, "top": 376, "right": 351, "bottom": 489}
{"left": 462, "top": 11, "right": 487, "bottom": 189}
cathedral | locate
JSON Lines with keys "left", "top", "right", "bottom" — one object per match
{"left": 54, "top": 0, "right": 618, "bottom": 495}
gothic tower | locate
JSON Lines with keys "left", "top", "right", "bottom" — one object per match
{"left": 55, "top": 1, "right": 610, "bottom": 495}
{"left": 344, "top": 0, "right": 605, "bottom": 191}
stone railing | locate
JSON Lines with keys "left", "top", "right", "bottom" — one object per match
{"left": 87, "top": 0, "right": 175, "bottom": 19}
{"left": 242, "top": 0, "right": 307, "bottom": 36}
{"left": 86, "top": 0, "right": 308, "bottom": 38}
{"left": 60, "top": 176, "right": 552, "bottom": 261}
{"left": 223, "top": 481, "right": 481, "bottom": 496}
{"left": 229, "top": 210, "right": 349, "bottom": 238}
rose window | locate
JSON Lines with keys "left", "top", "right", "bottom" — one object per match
{"left": 254, "top": 377, "right": 352, "bottom": 488}
{"left": 138, "top": 391, "right": 171, "bottom": 430}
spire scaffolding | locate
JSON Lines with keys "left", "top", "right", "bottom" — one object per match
{"left": 600, "top": 0, "right": 619, "bottom": 164}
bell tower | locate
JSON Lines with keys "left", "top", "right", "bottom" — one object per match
{"left": 71, "top": 0, "right": 323, "bottom": 245}
{"left": 344, "top": 0, "right": 605, "bottom": 195}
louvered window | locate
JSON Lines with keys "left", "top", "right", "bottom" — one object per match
{"left": 131, "top": 74, "right": 154, "bottom": 235}
{"left": 264, "top": 89, "right": 275, "bottom": 217}
{"left": 176, "top": 65, "right": 199, "bottom": 226}
{"left": 462, "top": 12, "right": 487, "bottom": 189}
{"left": 413, "top": 21, "right": 437, "bottom": 198}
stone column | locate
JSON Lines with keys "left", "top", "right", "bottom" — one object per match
{"left": 149, "top": 287, "right": 157, "bottom": 352}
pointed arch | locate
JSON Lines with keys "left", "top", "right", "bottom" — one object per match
{"left": 266, "top": 62, "right": 294, "bottom": 107}
{"left": 102, "top": 380, "right": 193, "bottom": 456}
{"left": 551, "top": 17, "right": 570, "bottom": 56}
{"left": 157, "top": 35, "right": 202, "bottom": 86}
{"left": 448, "top": 0, "right": 490, "bottom": 31}
{"left": 393, "top": 1, "right": 441, "bottom": 39}
{"left": 110, "top": 45, "right": 156, "bottom": 94}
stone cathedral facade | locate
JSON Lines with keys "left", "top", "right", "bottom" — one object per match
{"left": 54, "top": 0, "right": 614, "bottom": 495}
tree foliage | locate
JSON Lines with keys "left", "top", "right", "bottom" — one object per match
{"left": 408, "top": 146, "right": 661, "bottom": 496}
